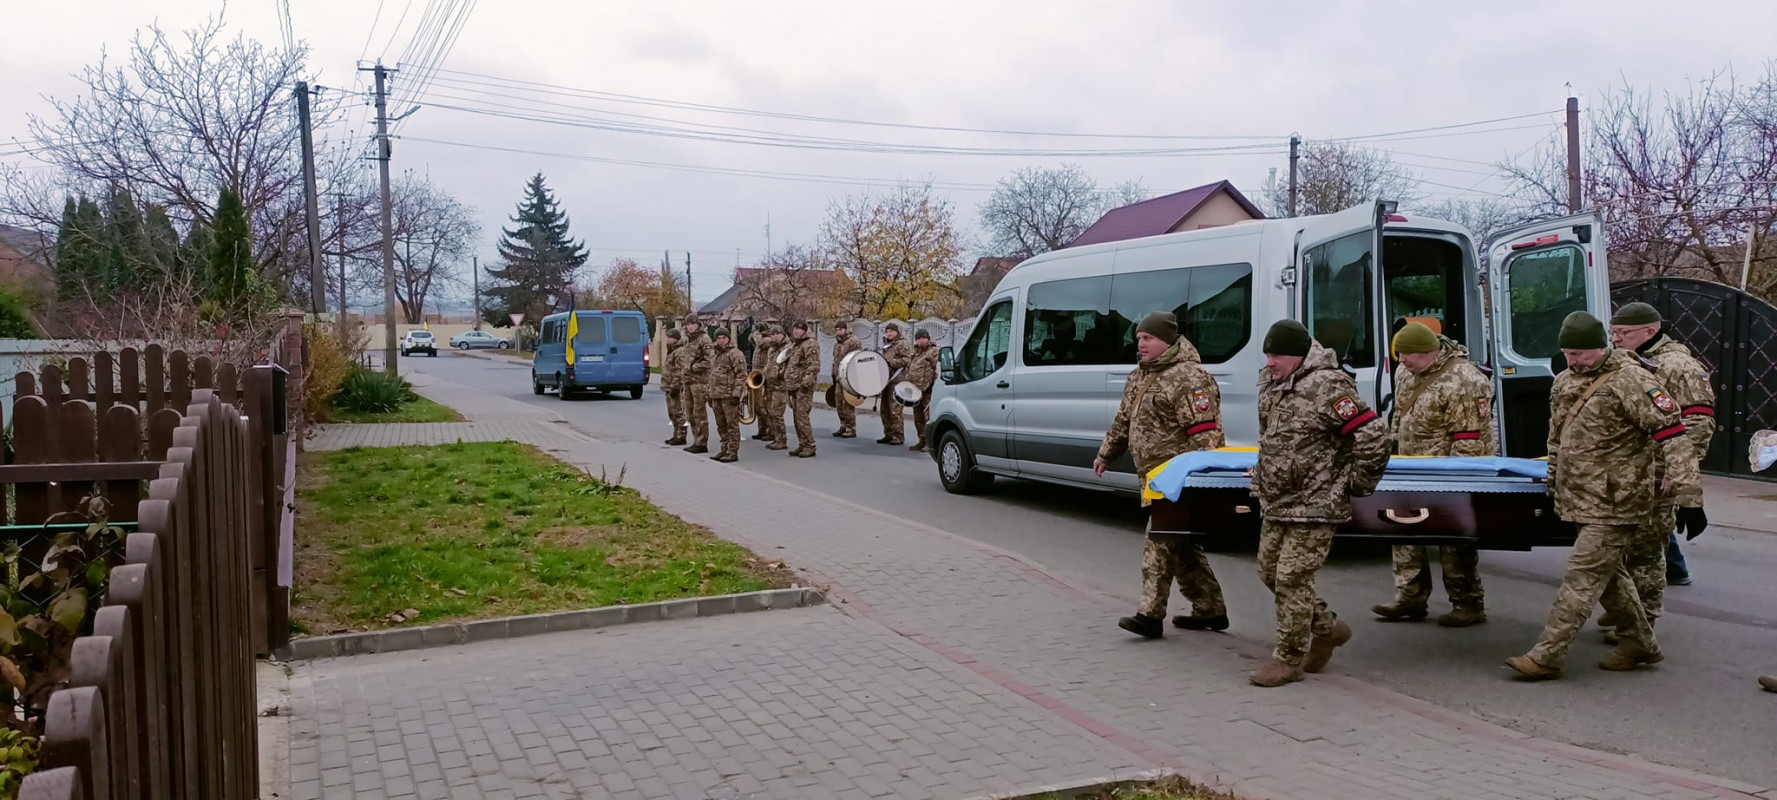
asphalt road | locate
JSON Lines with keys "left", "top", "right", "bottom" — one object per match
{"left": 404, "top": 351, "right": 1777, "bottom": 788}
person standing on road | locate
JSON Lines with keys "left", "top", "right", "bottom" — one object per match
{"left": 762, "top": 326, "right": 791, "bottom": 450}
{"left": 1608, "top": 302, "right": 1713, "bottom": 597}
{"left": 1249, "top": 320, "right": 1389, "bottom": 688}
{"left": 681, "top": 315, "right": 715, "bottom": 455}
{"left": 784, "top": 320, "right": 822, "bottom": 458}
{"left": 661, "top": 328, "right": 688, "bottom": 446}
{"left": 831, "top": 321, "right": 863, "bottom": 438}
{"left": 708, "top": 327, "right": 747, "bottom": 463}
{"left": 1094, "top": 312, "right": 1231, "bottom": 640}
{"left": 877, "top": 323, "right": 914, "bottom": 446}
{"left": 1371, "top": 322, "right": 1493, "bottom": 628}
{"left": 907, "top": 329, "right": 941, "bottom": 452}
{"left": 1505, "top": 311, "right": 1698, "bottom": 680}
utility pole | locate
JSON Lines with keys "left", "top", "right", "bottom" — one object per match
{"left": 685, "top": 252, "right": 693, "bottom": 314}
{"left": 362, "top": 63, "right": 400, "bottom": 374}
{"left": 472, "top": 255, "right": 481, "bottom": 330}
{"left": 296, "top": 81, "right": 325, "bottom": 316}
{"left": 1565, "top": 96, "right": 1582, "bottom": 213}
{"left": 1287, "top": 133, "right": 1301, "bottom": 218}
{"left": 765, "top": 211, "right": 772, "bottom": 264}
{"left": 335, "top": 193, "right": 348, "bottom": 327}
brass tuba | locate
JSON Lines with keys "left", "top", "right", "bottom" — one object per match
{"left": 740, "top": 369, "right": 765, "bottom": 424}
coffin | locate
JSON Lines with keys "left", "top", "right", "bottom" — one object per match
{"left": 1144, "top": 450, "right": 1577, "bottom": 551}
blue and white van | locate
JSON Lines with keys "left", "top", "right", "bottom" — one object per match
{"left": 532, "top": 310, "right": 651, "bottom": 400}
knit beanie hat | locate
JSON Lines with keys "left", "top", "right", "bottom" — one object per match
{"left": 711, "top": 326, "right": 730, "bottom": 340}
{"left": 1262, "top": 320, "right": 1312, "bottom": 357}
{"left": 1392, "top": 322, "right": 1439, "bottom": 355}
{"left": 1135, "top": 311, "right": 1179, "bottom": 345}
{"left": 1610, "top": 302, "right": 1661, "bottom": 326}
{"left": 885, "top": 322, "right": 901, "bottom": 334}
{"left": 914, "top": 328, "right": 931, "bottom": 341}
{"left": 792, "top": 319, "right": 809, "bottom": 332}
{"left": 666, "top": 329, "right": 682, "bottom": 341}
{"left": 1557, "top": 311, "right": 1608, "bottom": 350}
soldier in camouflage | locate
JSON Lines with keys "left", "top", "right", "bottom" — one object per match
{"left": 1506, "top": 312, "right": 1699, "bottom": 680}
{"left": 1249, "top": 320, "right": 1389, "bottom": 688}
{"left": 681, "top": 316, "right": 715, "bottom": 454}
{"left": 907, "top": 329, "right": 941, "bottom": 452}
{"left": 1372, "top": 322, "right": 1494, "bottom": 628}
{"left": 831, "top": 322, "right": 863, "bottom": 438}
{"left": 877, "top": 323, "right": 914, "bottom": 445}
{"left": 1095, "top": 312, "right": 1230, "bottom": 640}
{"left": 784, "top": 320, "right": 822, "bottom": 457}
{"left": 660, "top": 328, "right": 688, "bottom": 446}
{"left": 707, "top": 327, "right": 748, "bottom": 463}
{"left": 762, "top": 326, "right": 791, "bottom": 450}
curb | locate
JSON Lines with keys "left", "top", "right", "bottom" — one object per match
{"left": 276, "top": 587, "right": 824, "bottom": 661}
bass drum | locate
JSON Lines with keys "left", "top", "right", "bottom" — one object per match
{"left": 837, "top": 349, "right": 892, "bottom": 398}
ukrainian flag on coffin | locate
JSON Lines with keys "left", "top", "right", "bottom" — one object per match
{"left": 1141, "top": 447, "right": 1550, "bottom": 505}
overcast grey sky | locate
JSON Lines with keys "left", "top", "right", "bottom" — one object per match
{"left": 5, "top": 1, "right": 1775, "bottom": 303}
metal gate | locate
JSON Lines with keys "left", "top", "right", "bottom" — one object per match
{"left": 1611, "top": 278, "right": 1777, "bottom": 480}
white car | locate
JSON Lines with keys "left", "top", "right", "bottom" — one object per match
{"left": 449, "top": 330, "right": 512, "bottom": 350}
{"left": 401, "top": 330, "right": 438, "bottom": 356}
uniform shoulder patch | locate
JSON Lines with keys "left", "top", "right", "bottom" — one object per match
{"left": 1331, "top": 395, "right": 1362, "bottom": 421}
{"left": 1191, "top": 386, "right": 1212, "bottom": 413}
{"left": 1476, "top": 398, "right": 1491, "bottom": 420}
{"left": 1647, "top": 387, "right": 1676, "bottom": 412}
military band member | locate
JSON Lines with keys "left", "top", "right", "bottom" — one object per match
{"left": 752, "top": 323, "right": 782, "bottom": 442}
{"left": 1372, "top": 322, "right": 1493, "bottom": 628}
{"left": 784, "top": 320, "right": 822, "bottom": 458}
{"left": 661, "top": 328, "right": 687, "bottom": 446}
{"left": 831, "top": 322, "right": 863, "bottom": 438}
{"left": 907, "top": 329, "right": 941, "bottom": 452}
{"left": 681, "top": 315, "right": 715, "bottom": 455}
{"left": 1249, "top": 320, "right": 1389, "bottom": 687}
{"left": 1095, "top": 312, "right": 1230, "bottom": 640}
{"left": 1506, "top": 312, "right": 1698, "bottom": 680}
{"left": 763, "top": 326, "right": 792, "bottom": 450}
{"left": 877, "top": 323, "right": 914, "bottom": 445}
{"left": 708, "top": 327, "right": 747, "bottom": 463}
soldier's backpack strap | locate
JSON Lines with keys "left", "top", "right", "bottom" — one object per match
{"left": 1553, "top": 370, "right": 1617, "bottom": 441}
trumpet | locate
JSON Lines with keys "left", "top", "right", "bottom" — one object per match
{"left": 740, "top": 369, "right": 765, "bottom": 424}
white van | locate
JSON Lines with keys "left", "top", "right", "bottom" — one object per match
{"left": 924, "top": 200, "right": 1610, "bottom": 495}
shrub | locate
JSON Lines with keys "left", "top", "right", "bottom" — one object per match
{"left": 332, "top": 365, "right": 416, "bottom": 415}
{"left": 304, "top": 323, "right": 354, "bottom": 422}
{"left": 0, "top": 290, "right": 36, "bottom": 339}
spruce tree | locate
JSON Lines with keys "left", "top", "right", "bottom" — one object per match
{"left": 143, "top": 203, "right": 183, "bottom": 283}
{"left": 54, "top": 194, "right": 106, "bottom": 301}
{"left": 103, "top": 185, "right": 146, "bottom": 293}
{"left": 206, "top": 185, "right": 252, "bottom": 304}
{"left": 485, "top": 173, "right": 588, "bottom": 322}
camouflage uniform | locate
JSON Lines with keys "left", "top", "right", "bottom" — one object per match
{"left": 1606, "top": 335, "right": 1714, "bottom": 621}
{"left": 783, "top": 333, "right": 822, "bottom": 455}
{"left": 761, "top": 333, "right": 789, "bottom": 447}
{"left": 709, "top": 338, "right": 749, "bottom": 459}
{"left": 1387, "top": 339, "right": 1495, "bottom": 615}
{"left": 907, "top": 340, "right": 941, "bottom": 450}
{"left": 1097, "top": 339, "right": 1230, "bottom": 623}
{"left": 683, "top": 327, "right": 715, "bottom": 449}
{"left": 831, "top": 327, "right": 864, "bottom": 436}
{"left": 661, "top": 336, "right": 687, "bottom": 443}
{"left": 1253, "top": 342, "right": 1389, "bottom": 667}
{"left": 1524, "top": 348, "right": 1699, "bottom": 669}
{"left": 878, "top": 333, "right": 914, "bottom": 444}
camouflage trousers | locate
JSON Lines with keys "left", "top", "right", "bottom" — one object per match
{"left": 1390, "top": 544, "right": 1483, "bottom": 612}
{"left": 1604, "top": 501, "right": 1674, "bottom": 621}
{"left": 1257, "top": 520, "right": 1338, "bottom": 667}
{"left": 911, "top": 394, "right": 932, "bottom": 445}
{"left": 790, "top": 389, "right": 815, "bottom": 451}
{"left": 663, "top": 384, "right": 686, "bottom": 439}
{"left": 879, "top": 392, "right": 905, "bottom": 443}
{"left": 712, "top": 397, "right": 742, "bottom": 458}
{"left": 685, "top": 385, "right": 710, "bottom": 447}
{"left": 1137, "top": 531, "right": 1227, "bottom": 620}
{"left": 1526, "top": 523, "right": 1656, "bottom": 669}
{"left": 766, "top": 389, "right": 790, "bottom": 446}
{"left": 834, "top": 379, "right": 857, "bottom": 433}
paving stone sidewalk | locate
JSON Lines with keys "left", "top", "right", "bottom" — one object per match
{"left": 280, "top": 377, "right": 1775, "bottom": 800}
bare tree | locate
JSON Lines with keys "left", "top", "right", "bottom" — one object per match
{"left": 978, "top": 164, "right": 1149, "bottom": 258}
{"left": 733, "top": 244, "right": 852, "bottom": 321}
{"left": 373, "top": 172, "right": 478, "bottom": 323}
{"left": 1262, "top": 141, "right": 1420, "bottom": 217}
{"left": 821, "top": 181, "right": 965, "bottom": 319}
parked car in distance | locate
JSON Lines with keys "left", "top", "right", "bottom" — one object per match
{"left": 401, "top": 330, "right": 438, "bottom": 357}
{"left": 449, "top": 330, "right": 512, "bottom": 350}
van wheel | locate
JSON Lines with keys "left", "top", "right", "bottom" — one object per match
{"left": 937, "top": 429, "right": 992, "bottom": 495}
{"left": 629, "top": 385, "right": 643, "bottom": 399}
{"left": 556, "top": 375, "right": 572, "bottom": 400}
{"left": 532, "top": 375, "right": 543, "bottom": 395}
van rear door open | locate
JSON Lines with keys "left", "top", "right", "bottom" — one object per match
{"left": 1294, "top": 201, "right": 1392, "bottom": 413}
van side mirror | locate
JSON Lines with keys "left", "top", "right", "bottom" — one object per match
{"left": 939, "top": 346, "right": 956, "bottom": 384}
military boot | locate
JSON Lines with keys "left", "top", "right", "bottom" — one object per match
{"left": 1504, "top": 654, "right": 1561, "bottom": 680}
{"left": 791, "top": 447, "right": 816, "bottom": 458}
{"left": 713, "top": 452, "right": 738, "bottom": 464}
{"left": 766, "top": 442, "right": 788, "bottom": 451}
{"left": 664, "top": 436, "right": 686, "bottom": 446}
{"left": 1437, "top": 608, "right": 1487, "bottom": 628}
{"left": 1171, "top": 613, "right": 1229, "bottom": 632}
{"left": 1371, "top": 602, "right": 1428, "bottom": 622}
{"left": 908, "top": 440, "right": 927, "bottom": 453}
{"left": 1303, "top": 619, "right": 1352, "bottom": 673}
{"left": 1116, "top": 613, "right": 1163, "bottom": 639}
{"left": 1599, "top": 645, "right": 1663, "bottom": 671}
{"left": 1248, "top": 658, "right": 1305, "bottom": 688}
{"left": 683, "top": 444, "right": 709, "bottom": 454}
{"left": 876, "top": 435, "right": 894, "bottom": 444}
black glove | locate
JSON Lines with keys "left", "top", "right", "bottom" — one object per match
{"left": 1676, "top": 506, "right": 1708, "bottom": 540}
{"left": 1348, "top": 485, "right": 1374, "bottom": 498}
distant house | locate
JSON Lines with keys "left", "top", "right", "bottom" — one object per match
{"left": 1068, "top": 180, "right": 1263, "bottom": 248}
{"left": 0, "top": 224, "right": 52, "bottom": 299}
{"left": 698, "top": 266, "right": 853, "bottom": 321}
{"left": 956, "top": 256, "right": 1024, "bottom": 316}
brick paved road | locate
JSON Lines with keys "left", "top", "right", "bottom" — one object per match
{"left": 281, "top": 376, "right": 1775, "bottom": 800}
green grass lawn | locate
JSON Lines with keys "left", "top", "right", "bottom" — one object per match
{"left": 327, "top": 395, "right": 463, "bottom": 423}
{"left": 1034, "top": 779, "right": 1236, "bottom": 800}
{"left": 292, "top": 441, "right": 790, "bottom": 634}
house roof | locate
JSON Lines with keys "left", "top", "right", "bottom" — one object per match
{"left": 0, "top": 224, "right": 50, "bottom": 260}
{"left": 699, "top": 267, "right": 850, "bottom": 315}
{"left": 1067, "top": 180, "right": 1263, "bottom": 248}
{"left": 970, "top": 256, "right": 1023, "bottom": 276}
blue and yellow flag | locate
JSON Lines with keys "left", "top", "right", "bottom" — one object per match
{"left": 565, "top": 297, "right": 579, "bottom": 364}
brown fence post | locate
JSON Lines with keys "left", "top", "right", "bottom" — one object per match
{"left": 94, "top": 351, "right": 115, "bottom": 411}
{"left": 69, "top": 634, "right": 138, "bottom": 800}
{"left": 16, "top": 767, "right": 82, "bottom": 800}
{"left": 109, "top": 533, "right": 171, "bottom": 799}
{"left": 41, "top": 686, "right": 109, "bottom": 800}
{"left": 143, "top": 344, "right": 165, "bottom": 415}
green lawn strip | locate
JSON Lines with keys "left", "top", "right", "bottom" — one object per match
{"left": 327, "top": 395, "right": 463, "bottom": 423}
{"left": 1032, "top": 779, "right": 1236, "bottom": 800}
{"left": 292, "top": 441, "right": 789, "bottom": 634}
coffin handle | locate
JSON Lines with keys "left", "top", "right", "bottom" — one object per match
{"left": 1382, "top": 508, "right": 1431, "bottom": 525}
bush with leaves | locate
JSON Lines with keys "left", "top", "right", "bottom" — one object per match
{"left": 304, "top": 322, "right": 362, "bottom": 422}
{"left": 0, "top": 290, "right": 35, "bottom": 339}
{"left": 0, "top": 727, "right": 40, "bottom": 798}
{"left": 331, "top": 365, "right": 416, "bottom": 415}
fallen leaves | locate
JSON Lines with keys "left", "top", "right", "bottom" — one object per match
{"left": 385, "top": 608, "right": 421, "bottom": 624}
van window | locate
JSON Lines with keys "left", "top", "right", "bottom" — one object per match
{"left": 542, "top": 319, "right": 563, "bottom": 345}
{"left": 574, "top": 315, "right": 607, "bottom": 346}
{"left": 612, "top": 315, "right": 643, "bottom": 343}
{"left": 960, "top": 300, "right": 1014, "bottom": 382}
{"left": 1110, "top": 263, "right": 1252, "bottom": 364}
{"left": 1023, "top": 276, "right": 1117, "bottom": 366}
{"left": 1507, "top": 245, "right": 1588, "bottom": 359}
{"left": 1304, "top": 232, "right": 1375, "bottom": 368}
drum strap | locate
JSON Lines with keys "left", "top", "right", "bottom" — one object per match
{"left": 1553, "top": 370, "right": 1615, "bottom": 444}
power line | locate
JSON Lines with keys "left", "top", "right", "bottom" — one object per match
{"left": 378, "top": 0, "right": 416, "bottom": 62}
{"left": 358, "top": 0, "right": 389, "bottom": 64}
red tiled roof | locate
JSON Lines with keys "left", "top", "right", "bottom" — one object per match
{"left": 1067, "top": 180, "right": 1263, "bottom": 248}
